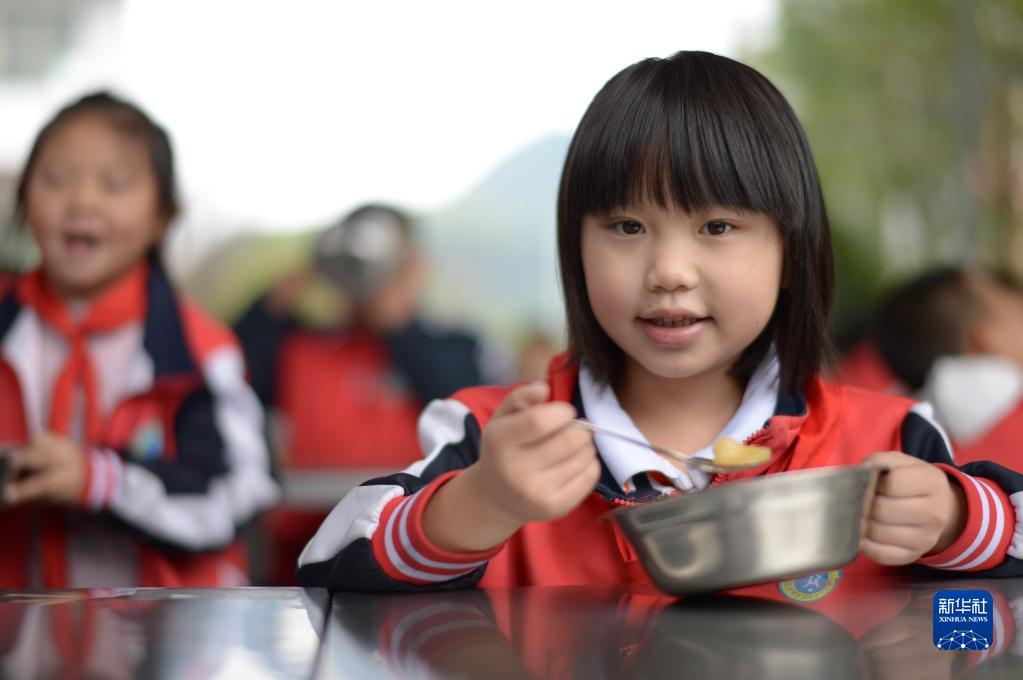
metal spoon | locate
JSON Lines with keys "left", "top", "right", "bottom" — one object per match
{"left": 571, "top": 418, "right": 768, "bottom": 474}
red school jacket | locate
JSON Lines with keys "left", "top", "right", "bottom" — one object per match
{"left": 0, "top": 264, "right": 279, "bottom": 588}
{"left": 297, "top": 353, "right": 1023, "bottom": 613}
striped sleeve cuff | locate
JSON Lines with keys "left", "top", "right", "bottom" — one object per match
{"left": 79, "top": 448, "right": 124, "bottom": 511}
{"left": 371, "top": 471, "right": 505, "bottom": 585}
{"left": 917, "top": 465, "right": 1015, "bottom": 572}
{"left": 1010, "top": 492, "right": 1023, "bottom": 561}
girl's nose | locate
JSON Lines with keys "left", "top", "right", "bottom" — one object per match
{"left": 68, "top": 178, "right": 102, "bottom": 211}
{"left": 645, "top": 244, "right": 699, "bottom": 292}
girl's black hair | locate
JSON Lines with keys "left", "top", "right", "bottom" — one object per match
{"left": 557, "top": 51, "right": 834, "bottom": 393}
{"left": 15, "top": 91, "right": 179, "bottom": 227}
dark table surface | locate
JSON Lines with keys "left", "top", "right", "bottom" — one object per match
{"left": 3, "top": 575, "right": 1022, "bottom": 679}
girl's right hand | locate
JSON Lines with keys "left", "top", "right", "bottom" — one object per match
{"left": 469, "top": 381, "right": 601, "bottom": 526}
{"left": 422, "top": 382, "right": 600, "bottom": 553}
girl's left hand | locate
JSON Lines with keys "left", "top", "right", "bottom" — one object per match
{"left": 860, "top": 451, "right": 967, "bottom": 566}
{"left": 3, "top": 431, "right": 86, "bottom": 506}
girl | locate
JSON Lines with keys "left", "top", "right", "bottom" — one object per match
{"left": 0, "top": 92, "right": 279, "bottom": 588}
{"left": 297, "top": 52, "right": 1023, "bottom": 594}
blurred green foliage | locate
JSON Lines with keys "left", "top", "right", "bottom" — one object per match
{"left": 750, "top": 0, "right": 1023, "bottom": 346}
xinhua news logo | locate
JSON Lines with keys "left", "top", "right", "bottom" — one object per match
{"left": 933, "top": 589, "right": 993, "bottom": 651}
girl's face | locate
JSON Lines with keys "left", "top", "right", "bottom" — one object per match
{"left": 581, "top": 201, "right": 783, "bottom": 386}
{"left": 24, "top": 114, "right": 166, "bottom": 301}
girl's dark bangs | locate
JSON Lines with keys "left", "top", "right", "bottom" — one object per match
{"left": 571, "top": 78, "right": 791, "bottom": 222}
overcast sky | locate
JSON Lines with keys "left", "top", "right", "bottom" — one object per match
{"left": 2, "top": 0, "right": 776, "bottom": 232}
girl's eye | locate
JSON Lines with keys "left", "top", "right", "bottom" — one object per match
{"left": 611, "top": 219, "right": 645, "bottom": 236}
{"left": 700, "top": 220, "right": 734, "bottom": 236}
{"left": 40, "top": 171, "right": 69, "bottom": 189}
{"left": 104, "top": 175, "right": 135, "bottom": 192}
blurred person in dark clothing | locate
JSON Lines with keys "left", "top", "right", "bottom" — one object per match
{"left": 233, "top": 204, "right": 503, "bottom": 583}
{"left": 235, "top": 205, "right": 498, "bottom": 468}
{"left": 875, "top": 266, "right": 1023, "bottom": 468}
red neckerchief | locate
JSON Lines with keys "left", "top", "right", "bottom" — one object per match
{"left": 15, "top": 263, "right": 149, "bottom": 588}
{"left": 17, "top": 264, "right": 149, "bottom": 442}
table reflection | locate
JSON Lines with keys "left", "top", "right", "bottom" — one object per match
{"left": 322, "top": 578, "right": 1023, "bottom": 679}
{"left": 2, "top": 579, "right": 1020, "bottom": 679}
{"left": 0, "top": 588, "right": 326, "bottom": 679}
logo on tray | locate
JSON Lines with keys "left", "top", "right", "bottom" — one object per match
{"left": 933, "top": 590, "right": 993, "bottom": 650}
{"left": 778, "top": 570, "right": 842, "bottom": 602}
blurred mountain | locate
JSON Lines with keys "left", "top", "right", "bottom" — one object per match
{"left": 419, "top": 133, "right": 570, "bottom": 345}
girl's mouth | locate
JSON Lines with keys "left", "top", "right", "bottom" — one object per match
{"left": 639, "top": 315, "right": 709, "bottom": 345}
{"left": 62, "top": 233, "right": 101, "bottom": 258}
{"left": 647, "top": 316, "right": 705, "bottom": 328}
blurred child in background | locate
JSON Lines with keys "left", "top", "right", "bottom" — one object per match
{"left": 235, "top": 204, "right": 499, "bottom": 469}
{"left": 0, "top": 92, "right": 279, "bottom": 588}
{"left": 233, "top": 203, "right": 503, "bottom": 583}
{"left": 875, "top": 266, "right": 1023, "bottom": 467}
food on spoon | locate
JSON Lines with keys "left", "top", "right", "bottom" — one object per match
{"left": 712, "top": 437, "right": 771, "bottom": 467}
